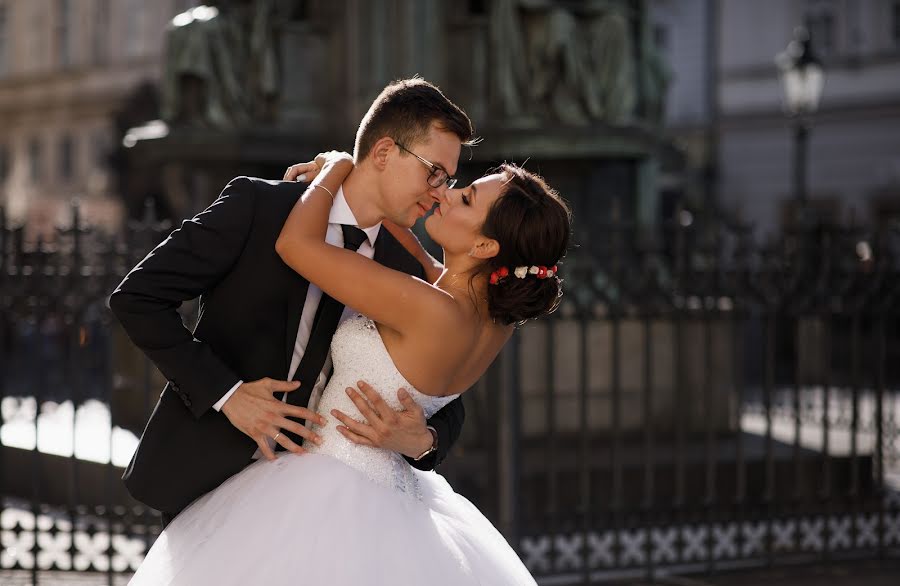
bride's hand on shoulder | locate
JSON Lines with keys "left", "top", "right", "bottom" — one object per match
{"left": 314, "top": 150, "right": 353, "bottom": 170}
{"left": 283, "top": 151, "right": 353, "bottom": 183}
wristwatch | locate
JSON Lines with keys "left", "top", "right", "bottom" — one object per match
{"left": 413, "top": 426, "right": 438, "bottom": 461}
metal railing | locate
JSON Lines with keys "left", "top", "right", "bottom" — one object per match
{"left": 1, "top": 201, "right": 170, "bottom": 585}
{"left": 452, "top": 209, "right": 900, "bottom": 583}
{"left": 1, "top": 200, "right": 898, "bottom": 584}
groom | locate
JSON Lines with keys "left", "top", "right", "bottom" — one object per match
{"left": 110, "top": 78, "right": 473, "bottom": 518}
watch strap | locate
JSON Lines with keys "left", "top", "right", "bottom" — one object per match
{"left": 413, "top": 425, "right": 439, "bottom": 461}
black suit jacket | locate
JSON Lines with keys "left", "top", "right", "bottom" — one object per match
{"left": 109, "top": 177, "right": 465, "bottom": 516}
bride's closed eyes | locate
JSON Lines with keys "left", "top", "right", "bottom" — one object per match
{"left": 460, "top": 183, "right": 477, "bottom": 206}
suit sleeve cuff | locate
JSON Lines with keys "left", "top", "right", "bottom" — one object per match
{"left": 213, "top": 380, "right": 244, "bottom": 411}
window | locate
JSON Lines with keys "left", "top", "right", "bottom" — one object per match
{"left": 56, "top": 0, "right": 73, "bottom": 68}
{"left": 0, "top": 3, "right": 8, "bottom": 77}
{"left": 0, "top": 143, "right": 9, "bottom": 182}
{"left": 893, "top": 1, "right": 900, "bottom": 48}
{"left": 124, "top": 0, "right": 147, "bottom": 57}
{"left": 653, "top": 23, "right": 669, "bottom": 52}
{"left": 805, "top": 2, "right": 836, "bottom": 56}
{"left": 468, "top": 0, "right": 487, "bottom": 16}
{"left": 59, "top": 134, "right": 74, "bottom": 181}
{"left": 26, "top": 1, "right": 44, "bottom": 73}
{"left": 283, "top": 0, "right": 309, "bottom": 21}
{"left": 92, "top": 130, "right": 109, "bottom": 169}
{"left": 29, "top": 138, "right": 43, "bottom": 183}
{"left": 93, "top": 0, "right": 109, "bottom": 64}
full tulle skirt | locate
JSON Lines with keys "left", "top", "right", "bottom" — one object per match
{"left": 129, "top": 452, "right": 536, "bottom": 585}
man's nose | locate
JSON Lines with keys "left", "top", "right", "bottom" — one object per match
{"left": 428, "top": 186, "right": 446, "bottom": 203}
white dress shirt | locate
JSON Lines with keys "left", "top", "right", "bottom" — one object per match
{"left": 212, "top": 186, "right": 380, "bottom": 455}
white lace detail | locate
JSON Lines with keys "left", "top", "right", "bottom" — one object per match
{"left": 304, "top": 315, "right": 459, "bottom": 499}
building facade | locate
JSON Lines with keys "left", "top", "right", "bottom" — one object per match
{"left": 0, "top": 0, "right": 198, "bottom": 238}
{"left": 647, "top": 0, "right": 716, "bottom": 210}
{"left": 650, "top": 0, "right": 900, "bottom": 237}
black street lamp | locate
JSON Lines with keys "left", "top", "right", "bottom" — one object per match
{"left": 776, "top": 27, "right": 825, "bottom": 208}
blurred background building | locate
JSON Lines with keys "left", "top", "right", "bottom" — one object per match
{"left": 649, "top": 0, "right": 900, "bottom": 237}
{"left": 1, "top": 0, "right": 671, "bottom": 236}
{"left": 0, "top": 0, "right": 200, "bottom": 240}
{"left": 1, "top": 1, "right": 896, "bottom": 239}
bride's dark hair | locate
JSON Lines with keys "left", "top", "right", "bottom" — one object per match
{"left": 479, "top": 164, "right": 571, "bottom": 325}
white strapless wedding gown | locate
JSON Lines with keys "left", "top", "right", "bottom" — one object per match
{"left": 129, "top": 315, "right": 536, "bottom": 585}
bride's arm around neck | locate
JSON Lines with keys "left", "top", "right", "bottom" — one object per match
{"left": 275, "top": 158, "right": 460, "bottom": 338}
{"left": 382, "top": 220, "right": 444, "bottom": 284}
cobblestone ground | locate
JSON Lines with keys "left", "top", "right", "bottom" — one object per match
{"left": 2, "top": 560, "right": 898, "bottom": 585}
{"left": 622, "top": 559, "right": 900, "bottom": 586}
{"left": 0, "top": 571, "right": 131, "bottom": 585}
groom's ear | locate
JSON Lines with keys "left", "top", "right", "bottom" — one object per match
{"left": 369, "top": 137, "right": 395, "bottom": 171}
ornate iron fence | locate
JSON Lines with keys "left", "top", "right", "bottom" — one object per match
{"left": 0, "top": 202, "right": 170, "bottom": 585}
{"left": 455, "top": 208, "right": 900, "bottom": 583}
{"left": 1, "top": 199, "right": 898, "bottom": 584}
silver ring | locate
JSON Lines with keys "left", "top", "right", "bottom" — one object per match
{"left": 273, "top": 432, "right": 281, "bottom": 441}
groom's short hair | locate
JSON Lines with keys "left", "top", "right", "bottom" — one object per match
{"left": 354, "top": 78, "right": 475, "bottom": 161}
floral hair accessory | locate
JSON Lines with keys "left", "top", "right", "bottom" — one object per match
{"left": 490, "top": 264, "right": 558, "bottom": 285}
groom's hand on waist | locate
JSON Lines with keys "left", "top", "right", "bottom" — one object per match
{"left": 221, "top": 378, "right": 327, "bottom": 461}
{"left": 331, "top": 381, "right": 434, "bottom": 459}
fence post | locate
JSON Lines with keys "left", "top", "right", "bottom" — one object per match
{"left": 497, "top": 331, "right": 522, "bottom": 548}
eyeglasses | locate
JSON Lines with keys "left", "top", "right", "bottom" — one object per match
{"left": 395, "top": 142, "right": 457, "bottom": 189}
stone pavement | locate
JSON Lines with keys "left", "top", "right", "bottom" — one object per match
{"left": 624, "top": 559, "right": 900, "bottom": 586}
{"left": 0, "top": 571, "right": 131, "bottom": 585}
{"left": 1, "top": 559, "right": 898, "bottom": 585}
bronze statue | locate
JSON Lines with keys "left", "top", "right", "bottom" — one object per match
{"left": 161, "top": 0, "right": 280, "bottom": 128}
{"left": 490, "top": 0, "right": 655, "bottom": 126}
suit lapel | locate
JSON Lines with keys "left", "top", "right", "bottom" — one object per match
{"left": 373, "top": 228, "right": 392, "bottom": 267}
{"left": 283, "top": 229, "right": 415, "bottom": 372}
{"left": 374, "top": 227, "right": 429, "bottom": 278}
{"left": 285, "top": 228, "right": 383, "bottom": 376}
{"left": 284, "top": 272, "right": 311, "bottom": 376}
{"left": 373, "top": 227, "right": 406, "bottom": 270}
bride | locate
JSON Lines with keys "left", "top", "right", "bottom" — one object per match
{"left": 129, "top": 150, "right": 571, "bottom": 585}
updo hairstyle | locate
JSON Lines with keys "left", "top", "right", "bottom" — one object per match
{"left": 481, "top": 164, "right": 571, "bottom": 325}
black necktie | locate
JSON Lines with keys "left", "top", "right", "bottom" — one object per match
{"left": 284, "top": 225, "right": 369, "bottom": 422}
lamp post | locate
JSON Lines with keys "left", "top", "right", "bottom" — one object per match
{"left": 777, "top": 27, "right": 825, "bottom": 209}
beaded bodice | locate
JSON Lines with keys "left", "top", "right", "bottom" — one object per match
{"left": 304, "top": 315, "right": 459, "bottom": 497}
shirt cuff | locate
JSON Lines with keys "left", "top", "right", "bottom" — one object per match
{"left": 213, "top": 380, "right": 244, "bottom": 411}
